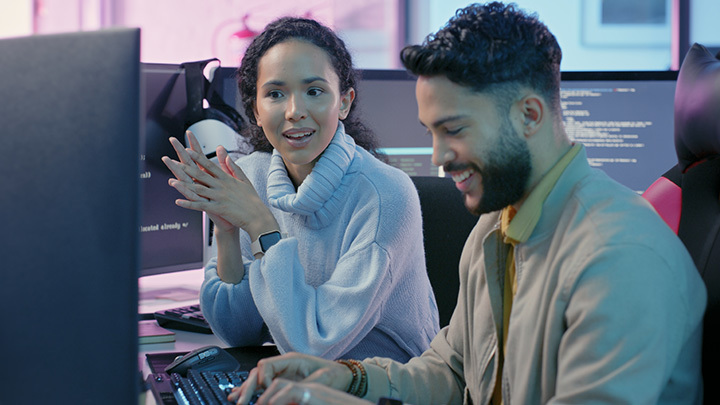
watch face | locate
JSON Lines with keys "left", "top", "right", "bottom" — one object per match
{"left": 259, "top": 231, "right": 282, "bottom": 252}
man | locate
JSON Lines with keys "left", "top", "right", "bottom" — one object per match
{"left": 231, "top": 3, "right": 707, "bottom": 404}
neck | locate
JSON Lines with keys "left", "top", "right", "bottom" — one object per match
{"left": 283, "top": 159, "right": 315, "bottom": 190}
{"left": 513, "top": 124, "right": 572, "bottom": 211}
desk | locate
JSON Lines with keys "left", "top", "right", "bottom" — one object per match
{"left": 139, "top": 269, "right": 228, "bottom": 404}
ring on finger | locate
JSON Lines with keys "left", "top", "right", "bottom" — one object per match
{"left": 300, "top": 388, "right": 311, "bottom": 405}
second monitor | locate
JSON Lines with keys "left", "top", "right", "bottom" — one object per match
{"left": 214, "top": 67, "right": 678, "bottom": 194}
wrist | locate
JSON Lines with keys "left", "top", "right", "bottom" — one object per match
{"left": 250, "top": 230, "right": 283, "bottom": 258}
{"left": 245, "top": 213, "right": 280, "bottom": 242}
{"left": 214, "top": 226, "right": 240, "bottom": 243}
{"left": 336, "top": 360, "right": 368, "bottom": 398}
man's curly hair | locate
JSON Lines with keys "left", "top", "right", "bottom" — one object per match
{"left": 237, "top": 17, "right": 379, "bottom": 155}
{"left": 401, "top": 2, "right": 562, "bottom": 112}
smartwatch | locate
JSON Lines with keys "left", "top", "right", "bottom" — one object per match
{"left": 251, "top": 230, "right": 282, "bottom": 256}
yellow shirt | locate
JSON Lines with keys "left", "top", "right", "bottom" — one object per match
{"left": 492, "top": 143, "right": 581, "bottom": 405}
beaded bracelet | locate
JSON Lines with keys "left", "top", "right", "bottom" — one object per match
{"left": 337, "top": 359, "right": 359, "bottom": 394}
{"left": 348, "top": 360, "right": 368, "bottom": 398}
{"left": 336, "top": 359, "right": 368, "bottom": 397}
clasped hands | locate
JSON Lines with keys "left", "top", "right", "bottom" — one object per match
{"left": 161, "top": 131, "right": 279, "bottom": 241}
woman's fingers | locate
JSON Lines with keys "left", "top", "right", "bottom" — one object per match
{"left": 185, "top": 130, "right": 205, "bottom": 154}
{"left": 168, "top": 136, "right": 195, "bottom": 166}
{"left": 162, "top": 155, "right": 194, "bottom": 184}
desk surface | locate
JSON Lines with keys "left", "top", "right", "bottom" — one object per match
{"left": 139, "top": 269, "right": 228, "bottom": 404}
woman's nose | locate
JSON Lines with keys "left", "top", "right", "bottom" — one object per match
{"left": 286, "top": 94, "right": 308, "bottom": 121}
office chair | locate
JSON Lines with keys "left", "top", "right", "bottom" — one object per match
{"left": 642, "top": 43, "right": 720, "bottom": 404}
{"left": 410, "top": 176, "right": 478, "bottom": 328}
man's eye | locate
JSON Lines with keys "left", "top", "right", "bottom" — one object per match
{"left": 446, "top": 127, "right": 463, "bottom": 135}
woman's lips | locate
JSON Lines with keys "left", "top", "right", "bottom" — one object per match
{"left": 283, "top": 128, "right": 315, "bottom": 148}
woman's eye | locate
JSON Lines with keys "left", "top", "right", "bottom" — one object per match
{"left": 307, "top": 88, "right": 324, "bottom": 96}
{"left": 268, "top": 90, "right": 283, "bottom": 99}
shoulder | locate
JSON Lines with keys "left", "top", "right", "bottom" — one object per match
{"left": 236, "top": 151, "right": 271, "bottom": 170}
{"left": 569, "top": 169, "right": 672, "bottom": 242}
{"left": 346, "top": 147, "right": 420, "bottom": 208}
{"left": 235, "top": 151, "right": 272, "bottom": 180}
{"left": 556, "top": 169, "right": 697, "bottom": 282}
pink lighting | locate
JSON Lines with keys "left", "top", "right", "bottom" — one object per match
{"left": 231, "top": 14, "right": 256, "bottom": 40}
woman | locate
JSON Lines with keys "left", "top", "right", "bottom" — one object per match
{"left": 163, "top": 17, "right": 438, "bottom": 362}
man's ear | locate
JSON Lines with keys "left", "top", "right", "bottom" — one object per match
{"left": 339, "top": 87, "right": 356, "bottom": 120}
{"left": 519, "top": 95, "right": 543, "bottom": 137}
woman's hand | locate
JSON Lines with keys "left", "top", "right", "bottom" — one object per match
{"left": 161, "top": 131, "right": 279, "bottom": 240}
{"left": 229, "top": 352, "right": 356, "bottom": 404}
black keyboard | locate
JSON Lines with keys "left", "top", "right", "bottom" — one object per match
{"left": 154, "top": 304, "right": 213, "bottom": 334}
{"left": 147, "top": 369, "right": 261, "bottom": 405}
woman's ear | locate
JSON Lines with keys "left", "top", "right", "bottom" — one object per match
{"left": 338, "top": 87, "right": 356, "bottom": 120}
{"left": 252, "top": 102, "right": 262, "bottom": 127}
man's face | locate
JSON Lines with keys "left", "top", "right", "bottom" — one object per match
{"left": 416, "top": 75, "right": 532, "bottom": 215}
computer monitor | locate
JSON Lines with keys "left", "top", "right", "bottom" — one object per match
{"left": 560, "top": 71, "right": 678, "bottom": 193}
{"left": 212, "top": 68, "right": 678, "bottom": 194}
{"left": 141, "top": 63, "right": 206, "bottom": 276}
{"left": 211, "top": 67, "right": 435, "bottom": 175}
{"left": 355, "top": 70, "right": 438, "bottom": 176}
{"left": 0, "top": 29, "right": 141, "bottom": 404}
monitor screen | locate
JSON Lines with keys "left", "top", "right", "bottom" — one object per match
{"left": 212, "top": 68, "right": 678, "bottom": 193}
{"left": 141, "top": 63, "right": 205, "bottom": 276}
{"left": 1, "top": 28, "right": 141, "bottom": 404}
{"left": 355, "top": 70, "right": 438, "bottom": 176}
{"left": 560, "top": 71, "right": 678, "bottom": 193}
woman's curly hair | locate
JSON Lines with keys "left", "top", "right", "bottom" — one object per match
{"left": 237, "top": 17, "right": 379, "bottom": 155}
{"left": 401, "top": 2, "right": 562, "bottom": 111}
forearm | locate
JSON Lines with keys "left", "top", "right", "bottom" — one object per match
{"left": 250, "top": 241, "right": 390, "bottom": 359}
{"left": 362, "top": 330, "right": 465, "bottom": 404}
{"left": 214, "top": 227, "right": 245, "bottom": 283}
{"left": 200, "top": 265, "right": 269, "bottom": 346}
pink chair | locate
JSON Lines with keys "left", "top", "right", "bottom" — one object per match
{"left": 642, "top": 43, "right": 720, "bottom": 404}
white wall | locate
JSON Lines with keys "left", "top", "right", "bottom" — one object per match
{"left": 0, "top": 0, "right": 33, "bottom": 38}
{"left": 691, "top": 0, "right": 720, "bottom": 47}
{"left": 418, "top": 0, "right": 673, "bottom": 71}
{"left": 3, "top": 0, "right": 717, "bottom": 69}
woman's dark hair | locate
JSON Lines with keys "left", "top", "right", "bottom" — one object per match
{"left": 400, "top": 2, "right": 562, "bottom": 112}
{"left": 237, "top": 17, "right": 379, "bottom": 155}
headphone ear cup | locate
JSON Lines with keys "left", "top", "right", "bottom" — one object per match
{"left": 187, "top": 116, "right": 241, "bottom": 160}
{"left": 209, "top": 103, "right": 245, "bottom": 133}
{"left": 204, "top": 107, "right": 240, "bottom": 133}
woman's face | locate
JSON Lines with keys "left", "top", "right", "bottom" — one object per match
{"left": 253, "top": 39, "right": 355, "bottom": 185}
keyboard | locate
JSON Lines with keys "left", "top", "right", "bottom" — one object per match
{"left": 147, "top": 369, "right": 261, "bottom": 405}
{"left": 154, "top": 304, "right": 213, "bottom": 334}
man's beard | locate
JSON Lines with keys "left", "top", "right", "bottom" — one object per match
{"left": 450, "top": 119, "right": 532, "bottom": 216}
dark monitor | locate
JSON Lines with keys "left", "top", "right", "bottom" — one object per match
{"left": 355, "top": 70, "right": 438, "bottom": 176}
{"left": 141, "top": 63, "right": 205, "bottom": 276}
{"left": 0, "top": 29, "right": 141, "bottom": 404}
{"left": 560, "top": 71, "right": 677, "bottom": 193}
{"left": 357, "top": 70, "right": 678, "bottom": 194}
{"left": 212, "top": 68, "right": 678, "bottom": 194}
{"left": 211, "top": 67, "right": 436, "bottom": 175}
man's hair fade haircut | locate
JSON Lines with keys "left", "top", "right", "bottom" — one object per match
{"left": 400, "top": 2, "right": 562, "bottom": 111}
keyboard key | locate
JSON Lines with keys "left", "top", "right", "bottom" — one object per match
{"left": 154, "top": 305, "right": 213, "bottom": 334}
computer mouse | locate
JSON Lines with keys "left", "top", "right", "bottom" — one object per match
{"left": 164, "top": 345, "right": 240, "bottom": 377}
